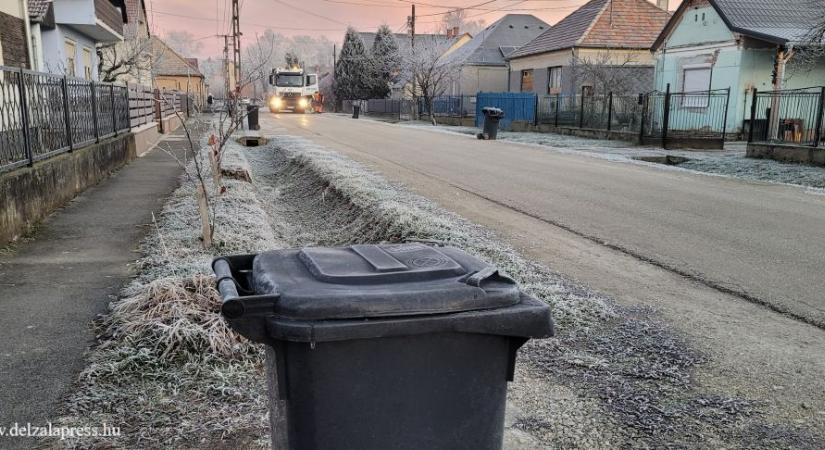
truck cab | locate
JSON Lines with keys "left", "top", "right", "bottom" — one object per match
{"left": 268, "top": 68, "right": 319, "bottom": 113}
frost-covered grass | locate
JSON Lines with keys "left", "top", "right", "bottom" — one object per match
{"left": 46, "top": 125, "right": 810, "bottom": 449}
{"left": 400, "top": 122, "right": 825, "bottom": 190}
{"left": 45, "top": 138, "right": 279, "bottom": 450}
{"left": 265, "top": 134, "right": 617, "bottom": 330}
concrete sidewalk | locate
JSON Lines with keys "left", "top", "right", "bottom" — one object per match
{"left": 0, "top": 130, "right": 189, "bottom": 447}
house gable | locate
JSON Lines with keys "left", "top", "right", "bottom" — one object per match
{"left": 657, "top": 0, "right": 734, "bottom": 49}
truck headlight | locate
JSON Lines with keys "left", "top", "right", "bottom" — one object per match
{"left": 298, "top": 97, "right": 308, "bottom": 108}
{"left": 270, "top": 97, "right": 282, "bottom": 108}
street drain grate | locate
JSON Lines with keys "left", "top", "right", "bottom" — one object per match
{"left": 237, "top": 136, "right": 268, "bottom": 147}
{"left": 633, "top": 155, "right": 691, "bottom": 166}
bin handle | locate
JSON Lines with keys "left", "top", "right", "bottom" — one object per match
{"left": 213, "top": 257, "right": 247, "bottom": 318}
{"left": 465, "top": 266, "right": 515, "bottom": 288}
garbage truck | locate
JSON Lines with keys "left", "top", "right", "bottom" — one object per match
{"left": 267, "top": 67, "right": 319, "bottom": 113}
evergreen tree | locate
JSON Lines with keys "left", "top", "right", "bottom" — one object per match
{"left": 334, "top": 27, "right": 371, "bottom": 100}
{"left": 369, "top": 25, "right": 400, "bottom": 98}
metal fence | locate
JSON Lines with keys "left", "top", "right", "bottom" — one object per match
{"left": 419, "top": 95, "right": 476, "bottom": 118}
{"left": 642, "top": 88, "right": 731, "bottom": 142}
{"left": 538, "top": 87, "right": 730, "bottom": 145}
{"left": 538, "top": 93, "right": 644, "bottom": 132}
{"left": 747, "top": 87, "right": 825, "bottom": 147}
{"left": 1, "top": 65, "right": 194, "bottom": 174}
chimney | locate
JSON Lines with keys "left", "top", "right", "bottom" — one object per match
{"left": 657, "top": 0, "right": 669, "bottom": 11}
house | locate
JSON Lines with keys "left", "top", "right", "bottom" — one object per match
{"left": 357, "top": 30, "right": 471, "bottom": 98}
{"left": 28, "top": 0, "right": 128, "bottom": 77}
{"left": 0, "top": 0, "right": 33, "bottom": 68}
{"left": 98, "top": 0, "right": 151, "bottom": 84}
{"left": 442, "top": 14, "right": 550, "bottom": 96}
{"left": 151, "top": 36, "right": 206, "bottom": 105}
{"left": 27, "top": 0, "right": 126, "bottom": 78}
{"left": 651, "top": 0, "right": 825, "bottom": 134}
{"left": 358, "top": 30, "right": 471, "bottom": 62}
{"left": 506, "top": 0, "right": 671, "bottom": 96}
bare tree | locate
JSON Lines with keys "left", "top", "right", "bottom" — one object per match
{"left": 155, "top": 37, "right": 276, "bottom": 248}
{"left": 571, "top": 50, "right": 641, "bottom": 96}
{"left": 405, "top": 37, "right": 458, "bottom": 125}
{"left": 98, "top": 36, "right": 152, "bottom": 83}
{"left": 439, "top": 10, "right": 486, "bottom": 36}
{"left": 788, "top": 7, "right": 825, "bottom": 75}
{"left": 163, "top": 31, "right": 205, "bottom": 57}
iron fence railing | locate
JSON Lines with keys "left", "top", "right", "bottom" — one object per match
{"left": 643, "top": 88, "right": 731, "bottom": 141}
{"left": 1, "top": 65, "right": 195, "bottom": 174}
{"left": 747, "top": 87, "right": 825, "bottom": 147}
{"left": 418, "top": 95, "right": 476, "bottom": 118}
{"left": 538, "top": 87, "right": 730, "bottom": 145}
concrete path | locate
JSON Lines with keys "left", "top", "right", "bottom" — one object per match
{"left": 0, "top": 130, "right": 187, "bottom": 447}
{"left": 263, "top": 113, "right": 825, "bottom": 432}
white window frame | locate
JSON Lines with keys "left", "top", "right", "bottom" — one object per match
{"left": 82, "top": 47, "right": 93, "bottom": 80}
{"left": 64, "top": 39, "right": 77, "bottom": 77}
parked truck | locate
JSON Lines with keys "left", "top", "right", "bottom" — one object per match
{"left": 267, "top": 67, "right": 319, "bottom": 113}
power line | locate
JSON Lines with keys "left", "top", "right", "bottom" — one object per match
{"left": 150, "top": 10, "right": 348, "bottom": 31}
{"left": 416, "top": 0, "right": 499, "bottom": 17}
{"left": 271, "top": 0, "right": 350, "bottom": 26}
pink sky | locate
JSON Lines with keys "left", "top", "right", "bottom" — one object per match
{"left": 147, "top": 0, "right": 675, "bottom": 59}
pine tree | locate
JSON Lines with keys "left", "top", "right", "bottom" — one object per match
{"left": 369, "top": 25, "right": 400, "bottom": 98}
{"left": 334, "top": 27, "right": 371, "bottom": 100}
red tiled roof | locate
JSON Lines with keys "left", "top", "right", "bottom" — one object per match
{"left": 509, "top": 0, "right": 671, "bottom": 59}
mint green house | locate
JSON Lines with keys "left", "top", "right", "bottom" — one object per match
{"left": 651, "top": 0, "right": 825, "bottom": 137}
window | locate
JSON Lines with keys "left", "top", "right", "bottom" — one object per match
{"left": 64, "top": 39, "right": 76, "bottom": 76}
{"left": 682, "top": 67, "right": 711, "bottom": 107}
{"left": 82, "top": 47, "right": 92, "bottom": 80}
{"left": 547, "top": 66, "right": 562, "bottom": 94}
{"left": 520, "top": 69, "right": 534, "bottom": 92}
{"left": 306, "top": 74, "right": 317, "bottom": 86}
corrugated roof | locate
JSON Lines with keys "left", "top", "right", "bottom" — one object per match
{"left": 358, "top": 32, "right": 455, "bottom": 57}
{"left": 509, "top": 0, "right": 671, "bottom": 59}
{"left": 442, "top": 14, "right": 550, "bottom": 66}
{"left": 151, "top": 36, "right": 204, "bottom": 77}
{"left": 712, "top": 0, "right": 821, "bottom": 43}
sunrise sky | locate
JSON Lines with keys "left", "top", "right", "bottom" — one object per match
{"left": 147, "top": 0, "right": 676, "bottom": 59}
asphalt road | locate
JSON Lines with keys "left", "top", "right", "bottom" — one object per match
{"left": 266, "top": 113, "right": 825, "bottom": 328}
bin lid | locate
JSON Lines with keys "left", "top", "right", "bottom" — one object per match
{"left": 252, "top": 244, "right": 521, "bottom": 320}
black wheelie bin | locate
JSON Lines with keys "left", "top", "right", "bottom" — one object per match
{"left": 213, "top": 243, "right": 553, "bottom": 450}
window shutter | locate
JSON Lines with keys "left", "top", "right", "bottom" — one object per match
{"left": 683, "top": 68, "right": 711, "bottom": 107}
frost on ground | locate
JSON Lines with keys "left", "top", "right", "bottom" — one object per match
{"left": 47, "top": 127, "right": 822, "bottom": 449}
{"left": 400, "top": 122, "right": 825, "bottom": 190}
{"left": 43, "top": 138, "right": 280, "bottom": 449}
{"left": 247, "top": 135, "right": 819, "bottom": 448}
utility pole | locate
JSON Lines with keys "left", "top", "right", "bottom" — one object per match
{"left": 219, "top": 34, "right": 232, "bottom": 98}
{"left": 409, "top": 4, "right": 415, "bottom": 49}
{"left": 231, "top": 0, "right": 241, "bottom": 93}
{"left": 408, "top": 4, "right": 417, "bottom": 114}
